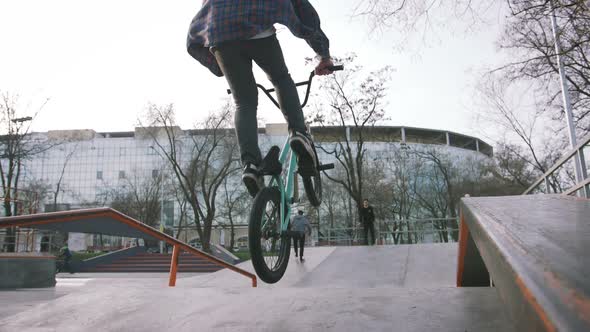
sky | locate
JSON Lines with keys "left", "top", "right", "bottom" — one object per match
{"left": 0, "top": 0, "right": 507, "bottom": 141}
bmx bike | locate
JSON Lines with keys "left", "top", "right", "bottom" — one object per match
{"left": 228, "top": 65, "right": 343, "bottom": 283}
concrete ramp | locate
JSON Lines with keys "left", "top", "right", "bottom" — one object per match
{"left": 0, "top": 244, "right": 514, "bottom": 332}
{"left": 180, "top": 246, "right": 336, "bottom": 288}
{"left": 183, "top": 243, "right": 457, "bottom": 289}
{"left": 295, "top": 244, "right": 457, "bottom": 288}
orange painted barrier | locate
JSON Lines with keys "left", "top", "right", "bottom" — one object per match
{"left": 169, "top": 245, "right": 180, "bottom": 287}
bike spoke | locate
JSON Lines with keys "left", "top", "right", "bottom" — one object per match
{"left": 261, "top": 203, "right": 278, "bottom": 230}
{"left": 261, "top": 199, "right": 282, "bottom": 271}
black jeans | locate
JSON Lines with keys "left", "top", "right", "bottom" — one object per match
{"left": 363, "top": 222, "right": 376, "bottom": 245}
{"left": 211, "top": 35, "right": 307, "bottom": 165}
{"left": 57, "top": 258, "right": 72, "bottom": 273}
{"left": 293, "top": 233, "right": 306, "bottom": 257}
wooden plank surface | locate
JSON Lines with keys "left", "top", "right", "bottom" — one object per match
{"left": 460, "top": 194, "right": 590, "bottom": 332}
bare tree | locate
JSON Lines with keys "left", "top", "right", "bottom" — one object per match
{"left": 353, "top": 0, "right": 494, "bottom": 49}
{"left": 19, "top": 178, "right": 51, "bottom": 215}
{"left": 108, "top": 171, "right": 162, "bottom": 229}
{"left": 310, "top": 54, "right": 392, "bottom": 232}
{"left": 317, "top": 175, "right": 343, "bottom": 230}
{"left": 466, "top": 143, "right": 537, "bottom": 196}
{"left": 142, "top": 103, "right": 240, "bottom": 252}
{"left": 468, "top": 1, "right": 590, "bottom": 195}
{"left": 476, "top": 72, "right": 571, "bottom": 192}
{"left": 0, "top": 93, "right": 49, "bottom": 251}
{"left": 374, "top": 147, "right": 422, "bottom": 244}
{"left": 317, "top": 167, "right": 359, "bottom": 243}
{"left": 106, "top": 170, "right": 163, "bottom": 249}
{"left": 497, "top": 0, "right": 590, "bottom": 136}
{"left": 170, "top": 182, "right": 191, "bottom": 241}
{"left": 219, "top": 175, "right": 249, "bottom": 251}
{"left": 49, "top": 143, "right": 78, "bottom": 210}
{"left": 412, "top": 148, "right": 471, "bottom": 242}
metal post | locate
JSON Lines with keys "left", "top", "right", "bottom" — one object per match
{"left": 545, "top": 177, "right": 552, "bottom": 194}
{"left": 159, "top": 168, "right": 165, "bottom": 253}
{"left": 316, "top": 208, "right": 320, "bottom": 246}
{"left": 168, "top": 244, "right": 180, "bottom": 287}
{"left": 16, "top": 228, "right": 20, "bottom": 252}
{"left": 550, "top": 6, "right": 589, "bottom": 197}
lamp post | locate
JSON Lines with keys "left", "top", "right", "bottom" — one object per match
{"left": 549, "top": 5, "right": 589, "bottom": 197}
{"left": 150, "top": 146, "right": 165, "bottom": 253}
{"left": 159, "top": 168, "right": 165, "bottom": 253}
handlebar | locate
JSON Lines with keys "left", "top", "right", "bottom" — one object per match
{"left": 226, "top": 65, "right": 343, "bottom": 109}
{"left": 326, "top": 65, "right": 344, "bottom": 72}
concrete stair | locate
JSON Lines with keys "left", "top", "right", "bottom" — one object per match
{"left": 82, "top": 252, "right": 224, "bottom": 273}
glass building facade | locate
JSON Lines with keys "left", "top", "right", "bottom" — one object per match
{"left": 3, "top": 124, "right": 492, "bottom": 250}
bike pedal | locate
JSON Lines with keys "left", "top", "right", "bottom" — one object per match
{"left": 261, "top": 146, "right": 282, "bottom": 176}
{"left": 318, "top": 163, "right": 334, "bottom": 171}
{"left": 297, "top": 166, "right": 318, "bottom": 177}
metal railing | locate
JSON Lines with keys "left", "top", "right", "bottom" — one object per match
{"left": 2, "top": 218, "right": 460, "bottom": 254}
{"left": 317, "top": 218, "right": 459, "bottom": 246}
{"left": 523, "top": 134, "right": 590, "bottom": 198}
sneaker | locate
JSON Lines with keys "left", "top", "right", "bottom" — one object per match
{"left": 242, "top": 163, "right": 264, "bottom": 197}
{"left": 300, "top": 257, "right": 304, "bottom": 262}
{"left": 289, "top": 130, "right": 318, "bottom": 174}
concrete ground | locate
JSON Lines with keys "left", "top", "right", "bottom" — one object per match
{"left": 0, "top": 244, "right": 514, "bottom": 332}
{"left": 0, "top": 273, "right": 206, "bottom": 320}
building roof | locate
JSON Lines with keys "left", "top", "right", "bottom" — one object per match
{"left": 28, "top": 124, "right": 493, "bottom": 157}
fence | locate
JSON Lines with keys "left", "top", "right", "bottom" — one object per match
{"left": 1, "top": 217, "right": 460, "bottom": 254}
{"left": 317, "top": 218, "right": 460, "bottom": 246}
{"left": 523, "top": 134, "right": 590, "bottom": 198}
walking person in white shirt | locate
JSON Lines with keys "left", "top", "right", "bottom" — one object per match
{"left": 291, "top": 210, "right": 311, "bottom": 262}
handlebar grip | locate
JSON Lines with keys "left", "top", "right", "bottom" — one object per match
{"left": 328, "top": 65, "right": 344, "bottom": 71}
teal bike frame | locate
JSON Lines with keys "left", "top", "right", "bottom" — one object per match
{"left": 226, "top": 66, "right": 343, "bottom": 238}
{"left": 268, "top": 137, "right": 298, "bottom": 236}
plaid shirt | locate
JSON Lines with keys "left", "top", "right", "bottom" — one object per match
{"left": 187, "top": 0, "right": 330, "bottom": 77}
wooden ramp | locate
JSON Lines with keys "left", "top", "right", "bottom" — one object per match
{"left": 457, "top": 194, "right": 590, "bottom": 331}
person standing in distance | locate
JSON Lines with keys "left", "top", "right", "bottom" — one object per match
{"left": 360, "top": 199, "right": 376, "bottom": 245}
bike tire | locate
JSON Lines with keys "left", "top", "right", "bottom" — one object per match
{"left": 302, "top": 172, "right": 322, "bottom": 207}
{"left": 248, "top": 187, "right": 291, "bottom": 283}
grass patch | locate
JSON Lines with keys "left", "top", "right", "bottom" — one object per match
{"left": 233, "top": 251, "right": 251, "bottom": 261}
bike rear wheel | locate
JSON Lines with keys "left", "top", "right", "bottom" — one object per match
{"left": 302, "top": 172, "right": 322, "bottom": 207}
{"left": 248, "top": 187, "right": 290, "bottom": 283}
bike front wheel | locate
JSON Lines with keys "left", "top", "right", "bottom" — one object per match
{"left": 248, "top": 187, "right": 290, "bottom": 283}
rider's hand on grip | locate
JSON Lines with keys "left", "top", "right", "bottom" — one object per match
{"left": 315, "top": 57, "right": 334, "bottom": 76}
